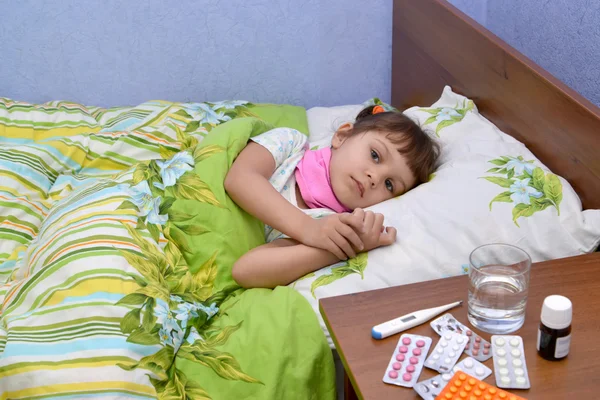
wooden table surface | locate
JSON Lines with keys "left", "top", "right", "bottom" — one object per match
{"left": 320, "top": 253, "right": 600, "bottom": 399}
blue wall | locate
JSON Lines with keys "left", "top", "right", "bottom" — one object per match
{"left": 449, "top": 0, "right": 600, "bottom": 107}
{"left": 0, "top": 0, "right": 392, "bottom": 108}
{"left": 3, "top": 1, "right": 598, "bottom": 109}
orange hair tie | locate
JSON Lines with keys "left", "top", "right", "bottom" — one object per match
{"left": 372, "top": 105, "right": 385, "bottom": 114}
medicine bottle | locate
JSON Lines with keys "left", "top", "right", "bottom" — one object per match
{"left": 537, "top": 295, "right": 572, "bottom": 361}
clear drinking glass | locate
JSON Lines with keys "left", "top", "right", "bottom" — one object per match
{"left": 467, "top": 244, "right": 531, "bottom": 334}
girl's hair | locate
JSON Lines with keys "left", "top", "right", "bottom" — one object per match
{"left": 353, "top": 106, "right": 440, "bottom": 186}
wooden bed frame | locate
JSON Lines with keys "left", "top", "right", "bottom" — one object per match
{"left": 392, "top": 0, "right": 600, "bottom": 210}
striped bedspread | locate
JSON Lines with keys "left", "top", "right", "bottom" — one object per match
{"left": 0, "top": 98, "right": 241, "bottom": 399}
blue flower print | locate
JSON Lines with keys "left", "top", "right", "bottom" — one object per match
{"left": 171, "top": 326, "right": 185, "bottom": 351}
{"left": 211, "top": 100, "right": 247, "bottom": 110}
{"left": 174, "top": 301, "right": 199, "bottom": 328}
{"left": 436, "top": 107, "right": 461, "bottom": 122}
{"left": 187, "top": 103, "right": 231, "bottom": 126}
{"left": 156, "top": 151, "right": 194, "bottom": 188}
{"left": 129, "top": 181, "right": 154, "bottom": 217}
{"left": 186, "top": 326, "right": 204, "bottom": 344}
{"left": 505, "top": 157, "right": 535, "bottom": 175}
{"left": 196, "top": 302, "right": 219, "bottom": 319}
{"left": 509, "top": 178, "right": 543, "bottom": 205}
{"left": 169, "top": 294, "right": 184, "bottom": 303}
{"left": 129, "top": 181, "right": 169, "bottom": 225}
{"left": 159, "top": 327, "right": 174, "bottom": 347}
{"left": 461, "top": 264, "right": 470, "bottom": 274}
{"left": 146, "top": 196, "right": 168, "bottom": 225}
{"left": 154, "top": 298, "right": 179, "bottom": 332}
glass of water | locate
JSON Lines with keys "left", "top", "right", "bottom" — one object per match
{"left": 467, "top": 244, "right": 531, "bottom": 334}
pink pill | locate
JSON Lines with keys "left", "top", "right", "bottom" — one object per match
{"left": 406, "top": 365, "right": 415, "bottom": 373}
{"left": 412, "top": 348, "right": 422, "bottom": 356}
{"left": 472, "top": 349, "right": 479, "bottom": 356}
{"left": 402, "top": 373, "right": 412, "bottom": 382}
{"left": 484, "top": 343, "right": 491, "bottom": 349}
{"left": 399, "top": 346, "right": 408, "bottom": 353}
{"left": 396, "top": 354, "right": 405, "bottom": 362}
{"left": 416, "top": 340, "right": 426, "bottom": 348}
{"left": 402, "top": 337, "right": 412, "bottom": 345}
{"left": 466, "top": 330, "right": 473, "bottom": 336}
{"left": 475, "top": 337, "right": 481, "bottom": 343}
{"left": 483, "top": 348, "right": 489, "bottom": 355}
{"left": 409, "top": 357, "right": 419, "bottom": 365}
{"left": 388, "top": 370, "right": 398, "bottom": 379}
{"left": 473, "top": 343, "right": 480, "bottom": 349}
{"left": 392, "top": 362, "right": 402, "bottom": 370}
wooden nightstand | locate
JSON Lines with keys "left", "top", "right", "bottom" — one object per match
{"left": 320, "top": 253, "right": 600, "bottom": 399}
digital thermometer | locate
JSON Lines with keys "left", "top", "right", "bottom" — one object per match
{"left": 371, "top": 300, "right": 463, "bottom": 340}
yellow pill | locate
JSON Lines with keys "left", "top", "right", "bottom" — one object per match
{"left": 468, "top": 378, "right": 476, "bottom": 385}
{"left": 455, "top": 380, "right": 463, "bottom": 387}
{"left": 464, "top": 385, "right": 472, "bottom": 392}
{"left": 479, "top": 383, "right": 487, "bottom": 390}
{"left": 459, "top": 391, "right": 468, "bottom": 398}
{"left": 450, "top": 386, "right": 458, "bottom": 393}
{"left": 445, "top": 394, "right": 453, "bottom": 400}
{"left": 499, "top": 393, "right": 507, "bottom": 399}
{"left": 489, "top": 388, "right": 497, "bottom": 394}
{"left": 459, "top": 373, "right": 467, "bottom": 381}
{"left": 474, "top": 389, "right": 482, "bottom": 396}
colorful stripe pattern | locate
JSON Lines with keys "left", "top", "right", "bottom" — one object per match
{"left": 0, "top": 97, "right": 256, "bottom": 398}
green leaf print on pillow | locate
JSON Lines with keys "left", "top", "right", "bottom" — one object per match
{"left": 482, "top": 156, "right": 563, "bottom": 227}
{"left": 419, "top": 99, "right": 474, "bottom": 137}
{"left": 295, "top": 253, "right": 368, "bottom": 298}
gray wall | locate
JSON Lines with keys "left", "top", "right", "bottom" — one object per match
{"left": 449, "top": 0, "right": 600, "bottom": 107}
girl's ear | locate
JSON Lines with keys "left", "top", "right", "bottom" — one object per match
{"left": 331, "top": 123, "right": 353, "bottom": 149}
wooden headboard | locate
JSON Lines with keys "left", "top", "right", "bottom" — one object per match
{"left": 392, "top": 0, "right": 600, "bottom": 210}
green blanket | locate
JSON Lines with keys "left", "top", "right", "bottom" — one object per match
{"left": 0, "top": 98, "right": 335, "bottom": 399}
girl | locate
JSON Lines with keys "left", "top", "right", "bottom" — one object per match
{"left": 225, "top": 105, "right": 439, "bottom": 288}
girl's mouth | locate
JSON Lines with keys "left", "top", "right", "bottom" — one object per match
{"left": 352, "top": 178, "right": 364, "bottom": 197}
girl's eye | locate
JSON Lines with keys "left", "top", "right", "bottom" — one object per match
{"left": 371, "top": 150, "right": 379, "bottom": 163}
{"left": 385, "top": 179, "right": 394, "bottom": 193}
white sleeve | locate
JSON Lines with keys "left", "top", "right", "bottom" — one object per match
{"left": 250, "top": 128, "right": 308, "bottom": 169}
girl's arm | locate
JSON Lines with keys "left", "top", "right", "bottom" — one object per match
{"left": 233, "top": 211, "right": 397, "bottom": 288}
{"left": 225, "top": 141, "right": 364, "bottom": 259}
{"left": 232, "top": 239, "right": 339, "bottom": 288}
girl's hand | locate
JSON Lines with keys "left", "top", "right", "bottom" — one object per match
{"left": 300, "top": 213, "right": 365, "bottom": 260}
{"left": 354, "top": 209, "right": 397, "bottom": 252}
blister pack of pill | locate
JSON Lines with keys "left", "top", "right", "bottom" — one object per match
{"left": 435, "top": 371, "right": 528, "bottom": 400}
{"left": 430, "top": 313, "right": 492, "bottom": 361}
{"left": 424, "top": 331, "right": 468, "bottom": 373}
{"left": 491, "top": 335, "right": 531, "bottom": 389}
{"left": 382, "top": 333, "right": 432, "bottom": 388}
{"left": 414, "top": 357, "right": 492, "bottom": 400}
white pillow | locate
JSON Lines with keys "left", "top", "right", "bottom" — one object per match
{"left": 306, "top": 104, "right": 363, "bottom": 146}
{"left": 296, "top": 87, "right": 600, "bottom": 347}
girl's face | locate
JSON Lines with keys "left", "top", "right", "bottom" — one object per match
{"left": 329, "top": 124, "right": 417, "bottom": 210}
